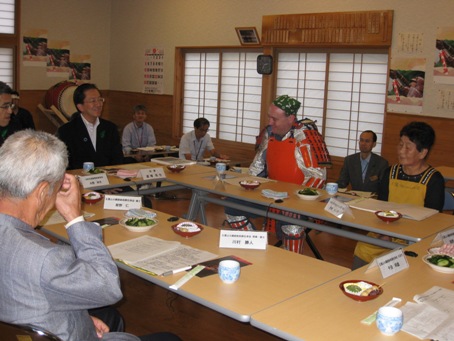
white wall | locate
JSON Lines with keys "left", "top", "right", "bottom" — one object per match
{"left": 21, "top": 0, "right": 454, "bottom": 117}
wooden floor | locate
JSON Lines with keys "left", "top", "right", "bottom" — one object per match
{"left": 114, "top": 188, "right": 361, "bottom": 340}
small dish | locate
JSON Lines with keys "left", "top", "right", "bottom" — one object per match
{"left": 239, "top": 180, "right": 261, "bottom": 190}
{"left": 171, "top": 222, "right": 203, "bottom": 238}
{"left": 375, "top": 210, "right": 402, "bottom": 223}
{"left": 422, "top": 254, "right": 454, "bottom": 274}
{"left": 82, "top": 192, "right": 103, "bottom": 204}
{"left": 296, "top": 189, "right": 321, "bottom": 200}
{"left": 119, "top": 218, "right": 158, "bottom": 233}
{"left": 166, "top": 165, "right": 186, "bottom": 173}
{"left": 339, "top": 280, "right": 383, "bottom": 302}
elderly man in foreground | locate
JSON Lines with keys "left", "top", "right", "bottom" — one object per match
{"left": 0, "top": 130, "right": 180, "bottom": 341}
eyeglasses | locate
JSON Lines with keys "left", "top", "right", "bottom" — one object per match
{"left": 84, "top": 97, "right": 105, "bottom": 104}
{"left": 0, "top": 103, "right": 15, "bottom": 110}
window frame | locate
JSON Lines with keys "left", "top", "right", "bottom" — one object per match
{"left": 274, "top": 47, "right": 389, "bottom": 157}
{"left": 0, "top": 0, "right": 20, "bottom": 89}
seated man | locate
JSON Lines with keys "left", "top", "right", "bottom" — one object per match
{"left": 122, "top": 104, "right": 157, "bottom": 156}
{"left": 0, "top": 130, "right": 181, "bottom": 341}
{"left": 352, "top": 122, "right": 445, "bottom": 269}
{"left": 337, "top": 130, "right": 388, "bottom": 193}
{"left": 225, "top": 95, "right": 331, "bottom": 237}
{"left": 11, "top": 90, "right": 36, "bottom": 130}
{"left": 56, "top": 83, "right": 125, "bottom": 170}
{"left": 178, "top": 117, "right": 228, "bottom": 161}
{"left": 0, "top": 82, "right": 22, "bottom": 147}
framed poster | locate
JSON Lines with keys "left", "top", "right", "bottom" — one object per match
{"left": 235, "top": 27, "right": 261, "bottom": 46}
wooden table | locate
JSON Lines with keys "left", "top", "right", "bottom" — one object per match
{"left": 161, "top": 170, "right": 454, "bottom": 249}
{"left": 250, "top": 231, "right": 454, "bottom": 340}
{"left": 41, "top": 202, "right": 350, "bottom": 323}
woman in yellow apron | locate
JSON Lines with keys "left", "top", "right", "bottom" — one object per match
{"left": 353, "top": 121, "right": 445, "bottom": 269}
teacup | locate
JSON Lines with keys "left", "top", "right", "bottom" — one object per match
{"left": 218, "top": 260, "right": 240, "bottom": 284}
{"left": 325, "top": 182, "right": 338, "bottom": 195}
{"left": 83, "top": 162, "right": 94, "bottom": 173}
{"left": 376, "top": 306, "right": 403, "bottom": 336}
{"left": 216, "top": 162, "right": 227, "bottom": 180}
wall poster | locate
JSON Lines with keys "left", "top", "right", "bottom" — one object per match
{"left": 387, "top": 58, "right": 426, "bottom": 114}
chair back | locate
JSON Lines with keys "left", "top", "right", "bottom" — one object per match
{"left": 0, "top": 321, "right": 63, "bottom": 341}
{"left": 443, "top": 189, "right": 454, "bottom": 211}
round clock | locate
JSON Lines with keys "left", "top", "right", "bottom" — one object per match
{"left": 257, "top": 55, "right": 273, "bottom": 75}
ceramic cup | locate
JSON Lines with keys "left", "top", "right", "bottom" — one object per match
{"left": 218, "top": 260, "right": 240, "bottom": 284}
{"left": 325, "top": 182, "right": 338, "bottom": 195}
{"left": 83, "top": 162, "right": 95, "bottom": 173}
{"left": 165, "top": 145, "right": 171, "bottom": 151}
{"left": 376, "top": 306, "right": 403, "bottom": 336}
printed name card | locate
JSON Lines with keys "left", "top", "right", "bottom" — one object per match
{"left": 375, "top": 249, "right": 409, "bottom": 278}
{"left": 219, "top": 230, "right": 268, "bottom": 250}
{"left": 79, "top": 173, "right": 109, "bottom": 189}
{"left": 440, "top": 228, "right": 454, "bottom": 245}
{"left": 103, "top": 195, "right": 142, "bottom": 210}
{"left": 140, "top": 167, "right": 166, "bottom": 180}
{"left": 430, "top": 228, "right": 454, "bottom": 246}
{"left": 324, "top": 197, "right": 352, "bottom": 218}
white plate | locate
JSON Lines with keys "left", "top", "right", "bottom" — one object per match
{"left": 295, "top": 190, "right": 321, "bottom": 201}
{"left": 119, "top": 218, "right": 158, "bottom": 233}
{"left": 422, "top": 254, "right": 454, "bottom": 274}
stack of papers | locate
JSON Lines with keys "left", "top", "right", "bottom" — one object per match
{"left": 261, "top": 189, "right": 288, "bottom": 200}
{"left": 151, "top": 157, "right": 196, "bottom": 166}
{"left": 347, "top": 197, "right": 438, "bottom": 221}
{"left": 108, "top": 235, "right": 217, "bottom": 276}
{"left": 401, "top": 286, "right": 454, "bottom": 341}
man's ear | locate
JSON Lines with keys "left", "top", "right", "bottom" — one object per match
{"left": 34, "top": 181, "right": 50, "bottom": 204}
{"left": 76, "top": 103, "right": 84, "bottom": 112}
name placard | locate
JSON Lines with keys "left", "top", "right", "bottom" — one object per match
{"left": 103, "top": 195, "right": 142, "bottom": 210}
{"left": 140, "top": 167, "right": 166, "bottom": 180}
{"left": 219, "top": 230, "right": 268, "bottom": 250}
{"left": 375, "top": 248, "right": 409, "bottom": 278}
{"left": 79, "top": 173, "right": 109, "bottom": 189}
{"left": 324, "top": 197, "right": 349, "bottom": 218}
{"left": 440, "top": 228, "right": 454, "bottom": 245}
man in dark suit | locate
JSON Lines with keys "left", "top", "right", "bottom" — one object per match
{"left": 56, "top": 83, "right": 124, "bottom": 170}
{"left": 337, "top": 130, "right": 388, "bottom": 194}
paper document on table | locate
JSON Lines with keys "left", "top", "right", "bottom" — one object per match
{"left": 347, "top": 198, "right": 438, "bottom": 221}
{"left": 151, "top": 157, "right": 196, "bottom": 166}
{"left": 400, "top": 286, "right": 454, "bottom": 341}
{"left": 108, "top": 235, "right": 217, "bottom": 276}
{"left": 40, "top": 210, "right": 95, "bottom": 226}
{"left": 343, "top": 190, "right": 374, "bottom": 198}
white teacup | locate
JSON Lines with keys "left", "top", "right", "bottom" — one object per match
{"left": 376, "top": 306, "right": 403, "bottom": 336}
{"left": 218, "top": 260, "right": 240, "bottom": 284}
{"left": 216, "top": 162, "right": 227, "bottom": 180}
{"left": 325, "top": 182, "right": 338, "bottom": 195}
{"left": 83, "top": 162, "right": 94, "bottom": 173}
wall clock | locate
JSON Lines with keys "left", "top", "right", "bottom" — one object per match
{"left": 257, "top": 55, "right": 273, "bottom": 75}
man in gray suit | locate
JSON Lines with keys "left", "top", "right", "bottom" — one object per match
{"left": 0, "top": 130, "right": 180, "bottom": 341}
{"left": 337, "top": 130, "right": 388, "bottom": 194}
